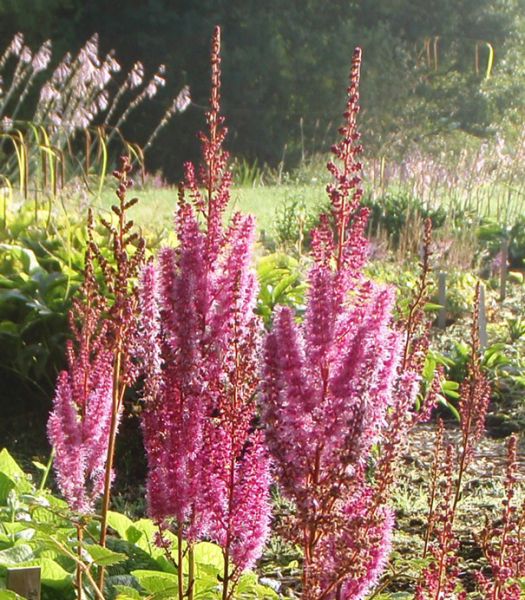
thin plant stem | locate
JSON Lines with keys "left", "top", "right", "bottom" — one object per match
{"left": 76, "top": 524, "right": 84, "bottom": 600}
{"left": 178, "top": 524, "right": 184, "bottom": 600}
{"left": 188, "top": 544, "right": 195, "bottom": 600}
{"left": 50, "top": 536, "right": 105, "bottom": 600}
{"left": 38, "top": 447, "right": 55, "bottom": 492}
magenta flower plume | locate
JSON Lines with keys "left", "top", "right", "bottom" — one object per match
{"left": 318, "top": 489, "right": 394, "bottom": 600}
{"left": 261, "top": 47, "right": 406, "bottom": 599}
{"left": 48, "top": 234, "right": 114, "bottom": 514}
{"left": 139, "top": 25, "right": 271, "bottom": 593}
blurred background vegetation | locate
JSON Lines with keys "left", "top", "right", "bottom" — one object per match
{"left": 0, "top": 0, "right": 524, "bottom": 176}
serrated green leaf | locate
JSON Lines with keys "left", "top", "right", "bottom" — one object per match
{"left": 114, "top": 585, "right": 142, "bottom": 600}
{"left": 85, "top": 544, "right": 126, "bottom": 566}
{"left": 0, "top": 544, "right": 35, "bottom": 566}
{"left": 107, "top": 511, "right": 135, "bottom": 540}
{"left": 0, "top": 450, "right": 33, "bottom": 501}
{"left": 131, "top": 569, "right": 179, "bottom": 594}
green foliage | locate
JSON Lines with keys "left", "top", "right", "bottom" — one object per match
{"left": 269, "top": 192, "right": 327, "bottom": 256}
{"left": 363, "top": 192, "right": 447, "bottom": 248}
{"left": 478, "top": 215, "right": 525, "bottom": 268}
{"left": 256, "top": 253, "right": 306, "bottom": 327}
{"left": 0, "top": 450, "right": 278, "bottom": 599}
{"left": 0, "top": 210, "right": 86, "bottom": 414}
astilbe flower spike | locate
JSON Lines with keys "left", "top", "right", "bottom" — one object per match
{"left": 475, "top": 434, "right": 525, "bottom": 600}
{"left": 418, "top": 285, "right": 491, "bottom": 599}
{"left": 48, "top": 154, "right": 145, "bottom": 588}
{"left": 139, "top": 26, "right": 270, "bottom": 600}
{"left": 48, "top": 215, "right": 112, "bottom": 514}
{"left": 261, "top": 48, "right": 419, "bottom": 600}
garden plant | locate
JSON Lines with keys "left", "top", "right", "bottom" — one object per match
{"left": 0, "top": 17, "right": 524, "bottom": 600}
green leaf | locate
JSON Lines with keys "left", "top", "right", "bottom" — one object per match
{"left": 39, "top": 557, "right": 71, "bottom": 589}
{"left": 193, "top": 542, "right": 223, "bottom": 572}
{"left": 0, "top": 544, "right": 35, "bottom": 567}
{"left": 132, "top": 519, "right": 177, "bottom": 559}
{"left": 85, "top": 544, "right": 127, "bottom": 566}
{"left": 107, "top": 511, "right": 135, "bottom": 540}
{"left": 236, "top": 572, "right": 279, "bottom": 599}
{"left": 126, "top": 526, "right": 143, "bottom": 545}
{"left": 114, "top": 585, "right": 142, "bottom": 600}
{"left": 0, "top": 590, "right": 25, "bottom": 599}
{"left": 0, "top": 245, "right": 41, "bottom": 274}
{"left": 424, "top": 302, "right": 442, "bottom": 311}
{"left": 131, "top": 569, "right": 179, "bottom": 594}
{"left": 0, "top": 450, "right": 33, "bottom": 501}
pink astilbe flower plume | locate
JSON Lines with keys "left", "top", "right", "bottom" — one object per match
{"left": 261, "top": 47, "right": 403, "bottom": 600}
{"left": 139, "top": 26, "right": 271, "bottom": 599}
{"left": 48, "top": 216, "right": 113, "bottom": 514}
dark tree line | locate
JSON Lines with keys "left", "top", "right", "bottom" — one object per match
{"left": 0, "top": 0, "right": 524, "bottom": 178}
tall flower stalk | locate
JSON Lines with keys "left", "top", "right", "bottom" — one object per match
{"left": 139, "top": 26, "right": 271, "bottom": 600}
{"left": 261, "top": 48, "right": 408, "bottom": 600}
{"left": 94, "top": 156, "right": 145, "bottom": 588}
{"left": 48, "top": 155, "right": 145, "bottom": 592}
{"left": 476, "top": 434, "right": 525, "bottom": 599}
{"left": 417, "top": 285, "right": 491, "bottom": 599}
{"left": 47, "top": 217, "right": 112, "bottom": 515}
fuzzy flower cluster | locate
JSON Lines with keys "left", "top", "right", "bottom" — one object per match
{"left": 48, "top": 156, "right": 145, "bottom": 528}
{"left": 139, "top": 26, "right": 270, "bottom": 579}
{"left": 47, "top": 235, "right": 113, "bottom": 514}
{"left": 261, "top": 48, "right": 409, "bottom": 599}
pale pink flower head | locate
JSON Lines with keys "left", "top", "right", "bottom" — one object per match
{"left": 48, "top": 346, "right": 114, "bottom": 513}
{"left": 173, "top": 85, "right": 191, "bottom": 112}
{"left": 9, "top": 33, "right": 24, "bottom": 57}
{"left": 32, "top": 40, "right": 52, "bottom": 73}
{"left": 129, "top": 61, "right": 144, "bottom": 89}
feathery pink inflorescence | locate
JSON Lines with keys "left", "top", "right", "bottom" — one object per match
{"left": 139, "top": 26, "right": 271, "bottom": 580}
{"left": 48, "top": 235, "right": 114, "bottom": 514}
{"left": 261, "top": 47, "right": 409, "bottom": 599}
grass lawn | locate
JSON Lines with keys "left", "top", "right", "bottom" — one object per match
{"left": 96, "top": 183, "right": 328, "bottom": 235}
